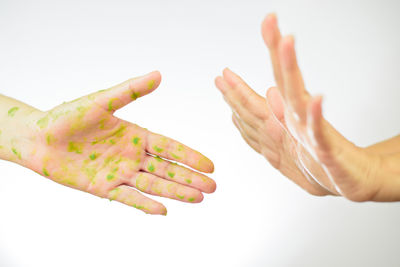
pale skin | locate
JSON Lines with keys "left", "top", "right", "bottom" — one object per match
{"left": 215, "top": 13, "right": 400, "bottom": 201}
{"left": 0, "top": 71, "right": 216, "bottom": 215}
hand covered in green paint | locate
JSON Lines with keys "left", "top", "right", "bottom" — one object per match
{"left": 216, "top": 14, "right": 400, "bottom": 201}
{"left": 0, "top": 71, "right": 216, "bottom": 215}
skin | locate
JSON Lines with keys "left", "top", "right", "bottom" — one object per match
{"left": 0, "top": 71, "right": 216, "bottom": 215}
{"left": 215, "top": 13, "right": 400, "bottom": 202}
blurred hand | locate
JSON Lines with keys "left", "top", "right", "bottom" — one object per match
{"left": 17, "top": 71, "right": 215, "bottom": 215}
{"left": 215, "top": 14, "right": 400, "bottom": 201}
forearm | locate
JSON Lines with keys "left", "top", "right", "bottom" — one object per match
{"left": 365, "top": 135, "right": 400, "bottom": 155}
{"left": 0, "top": 94, "right": 40, "bottom": 166}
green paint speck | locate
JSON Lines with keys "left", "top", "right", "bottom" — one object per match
{"left": 185, "top": 179, "right": 192, "bottom": 184}
{"left": 89, "top": 152, "right": 99, "bottom": 160}
{"left": 11, "top": 148, "right": 21, "bottom": 159}
{"left": 68, "top": 141, "right": 84, "bottom": 154}
{"left": 147, "top": 80, "right": 155, "bottom": 90}
{"left": 107, "top": 167, "right": 118, "bottom": 181}
{"left": 188, "top": 197, "right": 195, "bottom": 202}
{"left": 132, "top": 137, "right": 140, "bottom": 145}
{"left": 153, "top": 146, "right": 163, "bottom": 153}
{"left": 154, "top": 155, "right": 163, "bottom": 162}
{"left": 43, "top": 168, "right": 50, "bottom": 176}
{"left": 176, "top": 194, "right": 185, "bottom": 200}
{"left": 108, "top": 98, "right": 118, "bottom": 111}
{"left": 36, "top": 116, "right": 49, "bottom": 129}
{"left": 148, "top": 163, "right": 155, "bottom": 172}
{"left": 171, "top": 153, "right": 181, "bottom": 160}
{"left": 168, "top": 172, "right": 175, "bottom": 178}
{"left": 46, "top": 134, "right": 54, "bottom": 145}
{"left": 133, "top": 204, "right": 145, "bottom": 210}
{"left": 8, "top": 107, "right": 19, "bottom": 117}
{"left": 131, "top": 91, "right": 140, "bottom": 100}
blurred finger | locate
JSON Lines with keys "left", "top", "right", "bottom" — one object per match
{"left": 232, "top": 114, "right": 261, "bottom": 153}
{"left": 128, "top": 172, "right": 204, "bottom": 203}
{"left": 141, "top": 155, "right": 216, "bottom": 193}
{"left": 215, "top": 76, "right": 261, "bottom": 129}
{"left": 279, "top": 36, "right": 310, "bottom": 123}
{"left": 145, "top": 132, "right": 214, "bottom": 173}
{"left": 261, "top": 13, "right": 284, "bottom": 91}
{"left": 107, "top": 185, "right": 167, "bottom": 215}
{"left": 222, "top": 68, "right": 268, "bottom": 120}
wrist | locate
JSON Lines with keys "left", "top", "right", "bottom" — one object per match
{"left": 0, "top": 104, "right": 42, "bottom": 168}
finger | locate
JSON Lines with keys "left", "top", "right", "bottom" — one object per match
{"left": 141, "top": 155, "right": 216, "bottom": 193}
{"left": 279, "top": 36, "right": 310, "bottom": 123}
{"left": 266, "top": 86, "right": 285, "bottom": 123}
{"left": 145, "top": 132, "right": 214, "bottom": 173}
{"left": 222, "top": 68, "right": 268, "bottom": 120}
{"left": 232, "top": 113, "right": 260, "bottom": 143}
{"left": 92, "top": 71, "right": 161, "bottom": 112}
{"left": 232, "top": 114, "right": 261, "bottom": 153}
{"left": 307, "top": 96, "right": 365, "bottom": 195}
{"left": 128, "top": 172, "right": 204, "bottom": 203}
{"left": 261, "top": 13, "right": 284, "bottom": 91}
{"left": 215, "top": 76, "right": 261, "bottom": 129}
{"left": 107, "top": 185, "right": 167, "bottom": 215}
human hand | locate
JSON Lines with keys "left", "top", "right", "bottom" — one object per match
{"left": 216, "top": 14, "right": 399, "bottom": 201}
{"left": 3, "top": 71, "right": 216, "bottom": 215}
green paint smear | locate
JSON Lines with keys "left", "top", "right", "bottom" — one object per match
{"left": 107, "top": 98, "right": 119, "bottom": 111}
{"left": 131, "top": 91, "right": 140, "bottom": 100}
{"left": 98, "top": 118, "right": 106, "bottom": 129}
{"left": 133, "top": 204, "right": 144, "bottom": 210}
{"left": 43, "top": 167, "right": 50, "bottom": 176}
{"left": 176, "top": 194, "right": 185, "bottom": 200}
{"left": 188, "top": 197, "right": 195, "bottom": 202}
{"left": 84, "top": 167, "right": 97, "bottom": 183}
{"left": 168, "top": 172, "right": 175, "bottom": 178}
{"left": 153, "top": 146, "right": 163, "bottom": 153}
{"left": 154, "top": 155, "right": 163, "bottom": 162}
{"left": 185, "top": 179, "right": 192, "bottom": 184}
{"left": 46, "top": 134, "right": 54, "bottom": 145}
{"left": 8, "top": 107, "right": 19, "bottom": 117}
{"left": 68, "top": 141, "right": 84, "bottom": 154}
{"left": 108, "top": 188, "right": 120, "bottom": 201}
{"left": 148, "top": 163, "right": 155, "bottom": 172}
{"left": 112, "top": 125, "right": 126, "bottom": 137}
{"left": 171, "top": 153, "right": 181, "bottom": 160}
{"left": 132, "top": 137, "right": 140, "bottom": 145}
{"left": 109, "top": 139, "right": 116, "bottom": 145}
{"left": 147, "top": 80, "right": 155, "bottom": 90}
{"left": 11, "top": 148, "right": 21, "bottom": 159}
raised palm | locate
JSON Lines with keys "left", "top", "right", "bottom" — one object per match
{"left": 27, "top": 71, "right": 216, "bottom": 215}
{"left": 216, "top": 14, "right": 385, "bottom": 201}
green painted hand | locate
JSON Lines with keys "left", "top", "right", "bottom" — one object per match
{"left": 13, "top": 71, "right": 215, "bottom": 215}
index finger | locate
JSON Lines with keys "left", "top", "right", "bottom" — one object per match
{"left": 145, "top": 132, "right": 214, "bottom": 173}
{"left": 261, "top": 13, "right": 284, "bottom": 93}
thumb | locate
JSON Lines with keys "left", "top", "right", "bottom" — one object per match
{"left": 92, "top": 71, "right": 161, "bottom": 112}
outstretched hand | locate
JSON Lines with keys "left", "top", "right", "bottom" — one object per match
{"left": 25, "top": 71, "right": 216, "bottom": 215}
{"left": 216, "top": 14, "right": 399, "bottom": 201}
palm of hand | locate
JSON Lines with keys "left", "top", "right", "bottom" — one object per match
{"left": 27, "top": 72, "right": 216, "bottom": 214}
{"left": 216, "top": 14, "right": 384, "bottom": 200}
{"left": 216, "top": 69, "right": 331, "bottom": 196}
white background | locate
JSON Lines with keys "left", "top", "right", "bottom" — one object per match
{"left": 1, "top": 0, "right": 400, "bottom": 266}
